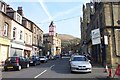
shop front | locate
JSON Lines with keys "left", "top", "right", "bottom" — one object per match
{"left": 32, "top": 46, "right": 39, "bottom": 56}
{"left": 24, "top": 46, "right": 32, "bottom": 57}
{"left": 10, "top": 42, "right": 25, "bottom": 57}
{"left": 0, "top": 37, "right": 10, "bottom": 64}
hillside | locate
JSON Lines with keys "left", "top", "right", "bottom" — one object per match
{"left": 58, "top": 34, "right": 78, "bottom": 41}
{"left": 57, "top": 34, "right": 80, "bottom": 47}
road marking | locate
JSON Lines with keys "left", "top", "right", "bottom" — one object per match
{"left": 34, "top": 69, "right": 47, "bottom": 78}
{"left": 50, "top": 65, "right": 55, "bottom": 69}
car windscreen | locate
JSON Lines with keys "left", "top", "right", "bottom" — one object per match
{"left": 72, "top": 57, "right": 87, "bottom": 61}
{"left": 7, "top": 57, "right": 17, "bottom": 62}
{"left": 39, "top": 57, "right": 45, "bottom": 58}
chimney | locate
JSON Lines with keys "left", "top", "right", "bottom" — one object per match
{"left": 6, "top": 5, "right": 15, "bottom": 13}
{"left": 17, "top": 7, "right": 23, "bottom": 16}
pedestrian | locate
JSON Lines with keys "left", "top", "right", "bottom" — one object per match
{"left": 60, "top": 54, "right": 62, "bottom": 59}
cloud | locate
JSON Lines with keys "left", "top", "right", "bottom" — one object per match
{"left": 41, "top": 5, "right": 81, "bottom": 23}
{"left": 52, "top": 5, "right": 81, "bottom": 20}
{"left": 38, "top": 0, "right": 52, "bottom": 20}
{"left": 38, "top": 0, "right": 90, "bottom": 23}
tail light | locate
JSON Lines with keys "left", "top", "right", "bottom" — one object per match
{"left": 16, "top": 57, "right": 19, "bottom": 65}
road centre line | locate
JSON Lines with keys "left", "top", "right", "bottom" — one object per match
{"left": 50, "top": 65, "right": 55, "bottom": 69}
{"left": 34, "top": 69, "right": 47, "bottom": 78}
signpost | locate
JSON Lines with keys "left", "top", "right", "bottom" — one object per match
{"left": 91, "top": 28, "right": 101, "bottom": 45}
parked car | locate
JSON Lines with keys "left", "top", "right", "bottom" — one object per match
{"left": 39, "top": 56, "right": 48, "bottom": 63}
{"left": 4, "top": 56, "right": 30, "bottom": 71}
{"left": 69, "top": 55, "right": 92, "bottom": 73}
{"left": 29, "top": 56, "right": 40, "bottom": 66}
{"left": 49, "top": 55, "right": 56, "bottom": 60}
{"left": 55, "top": 55, "right": 60, "bottom": 58}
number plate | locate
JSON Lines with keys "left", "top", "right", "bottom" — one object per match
{"left": 7, "top": 66, "right": 13, "bottom": 69}
{"left": 30, "top": 61, "right": 33, "bottom": 63}
{"left": 79, "top": 67, "right": 86, "bottom": 69}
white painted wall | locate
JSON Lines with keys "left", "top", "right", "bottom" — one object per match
{"left": 11, "top": 20, "right": 25, "bottom": 43}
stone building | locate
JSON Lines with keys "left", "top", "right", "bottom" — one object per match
{"left": 31, "top": 22, "right": 43, "bottom": 56}
{"left": 43, "top": 21, "right": 61, "bottom": 56}
{"left": 22, "top": 17, "right": 33, "bottom": 57}
{"left": 0, "top": 1, "right": 11, "bottom": 64}
{"left": 0, "top": 0, "right": 44, "bottom": 62}
{"left": 81, "top": 1, "right": 120, "bottom": 67}
{"left": 43, "top": 33, "right": 61, "bottom": 56}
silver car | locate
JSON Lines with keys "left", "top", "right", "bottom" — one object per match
{"left": 39, "top": 56, "right": 48, "bottom": 63}
{"left": 69, "top": 55, "right": 92, "bottom": 73}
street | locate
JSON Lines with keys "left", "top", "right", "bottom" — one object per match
{"left": 2, "top": 57, "right": 108, "bottom": 79}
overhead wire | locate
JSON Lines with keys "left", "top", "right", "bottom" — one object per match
{"left": 37, "top": 15, "right": 81, "bottom": 24}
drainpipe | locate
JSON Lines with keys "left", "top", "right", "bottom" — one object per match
{"left": 110, "top": 2, "right": 117, "bottom": 65}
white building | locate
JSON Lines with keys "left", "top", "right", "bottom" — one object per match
{"left": 7, "top": 8, "right": 25, "bottom": 57}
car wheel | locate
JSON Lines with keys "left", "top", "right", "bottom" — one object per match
{"left": 89, "top": 71, "right": 92, "bottom": 73}
{"left": 71, "top": 70, "right": 74, "bottom": 73}
{"left": 18, "top": 65, "right": 21, "bottom": 71}
{"left": 4, "top": 68, "right": 8, "bottom": 71}
{"left": 26, "top": 64, "right": 29, "bottom": 68}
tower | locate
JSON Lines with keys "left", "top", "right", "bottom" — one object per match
{"left": 49, "top": 21, "right": 56, "bottom": 36}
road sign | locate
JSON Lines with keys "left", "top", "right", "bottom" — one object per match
{"left": 91, "top": 28, "right": 101, "bottom": 45}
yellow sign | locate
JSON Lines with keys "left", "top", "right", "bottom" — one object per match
{"left": 0, "top": 37, "right": 10, "bottom": 45}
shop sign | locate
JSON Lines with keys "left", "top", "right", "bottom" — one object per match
{"left": 91, "top": 28, "right": 101, "bottom": 45}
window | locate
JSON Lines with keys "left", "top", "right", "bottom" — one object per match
{"left": 34, "top": 27, "right": 36, "bottom": 33}
{"left": 37, "top": 35, "right": 38, "bottom": 40}
{"left": 3, "top": 23, "right": 8, "bottom": 36}
{"left": 13, "top": 27, "right": 16, "bottom": 40}
{"left": 25, "top": 33, "right": 27, "bottom": 43}
{"left": 1, "top": 3, "right": 5, "bottom": 12}
{"left": 29, "top": 35, "right": 31, "bottom": 44}
{"left": 34, "top": 36, "right": 36, "bottom": 44}
{"left": 20, "top": 31, "right": 22, "bottom": 40}
{"left": 115, "top": 29, "right": 120, "bottom": 56}
{"left": 17, "top": 14, "right": 21, "bottom": 22}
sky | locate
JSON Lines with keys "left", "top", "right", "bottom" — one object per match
{"left": 4, "top": 0, "right": 90, "bottom": 38}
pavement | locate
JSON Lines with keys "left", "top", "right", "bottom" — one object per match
{"left": 0, "top": 66, "right": 3, "bottom": 69}
{"left": 0, "top": 65, "right": 3, "bottom": 69}
{"left": 91, "top": 62, "right": 120, "bottom": 79}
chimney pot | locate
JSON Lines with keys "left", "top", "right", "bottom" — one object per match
{"left": 18, "top": 7, "right": 22, "bottom": 10}
{"left": 17, "top": 7, "right": 23, "bottom": 16}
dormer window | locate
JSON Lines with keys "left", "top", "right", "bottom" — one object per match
{"left": 1, "top": 3, "right": 5, "bottom": 12}
{"left": 17, "top": 14, "right": 21, "bottom": 23}
{"left": 16, "top": 13, "right": 22, "bottom": 24}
